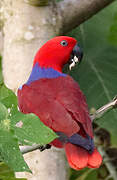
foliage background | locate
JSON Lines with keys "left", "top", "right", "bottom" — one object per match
{"left": 0, "top": 1, "right": 117, "bottom": 180}
{"left": 68, "top": 2, "right": 117, "bottom": 146}
{"left": 68, "top": 1, "right": 117, "bottom": 179}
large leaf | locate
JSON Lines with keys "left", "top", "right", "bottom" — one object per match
{"left": 0, "top": 162, "right": 27, "bottom": 180}
{"left": 0, "top": 84, "right": 18, "bottom": 116}
{"left": 0, "top": 58, "right": 18, "bottom": 116}
{"left": 0, "top": 98, "right": 57, "bottom": 173}
{"left": 69, "top": 168, "right": 98, "bottom": 180}
{"left": 68, "top": 1, "right": 117, "bottom": 145}
{"left": 0, "top": 102, "right": 8, "bottom": 122}
{"left": 69, "top": 168, "right": 89, "bottom": 180}
{"left": 109, "top": 12, "right": 117, "bottom": 46}
{"left": 0, "top": 95, "right": 30, "bottom": 172}
{"left": 0, "top": 129, "right": 30, "bottom": 172}
{"left": 11, "top": 112, "right": 58, "bottom": 146}
{"left": 28, "top": 0, "right": 49, "bottom": 6}
{"left": 84, "top": 170, "right": 98, "bottom": 180}
{"left": 0, "top": 162, "right": 14, "bottom": 178}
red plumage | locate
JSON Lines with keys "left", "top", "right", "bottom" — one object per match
{"left": 18, "top": 36, "right": 102, "bottom": 170}
{"left": 18, "top": 76, "right": 102, "bottom": 169}
{"left": 18, "top": 76, "right": 93, "bottom": 138}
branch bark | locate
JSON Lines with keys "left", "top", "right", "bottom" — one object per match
{"left": 91, "top": 96, "right": 117, "bottom": 121}
{"left": 2, "top": 0, "right": 59, "bottom": 91}
{"left": 0, "top": 31, "right": 3, "bottom": 56}
{"left": 16, "top": 147, "right": 68, "bottom": 180}
{"left": 56, "top": 0, "right": 115, "bottom": 34}
{"left": 0, "top": 1, "right": 4, "bottom": 56}
{"left": 2, "top": 1, "right": 68, "bottom": 179}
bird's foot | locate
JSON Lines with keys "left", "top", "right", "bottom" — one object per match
{"left": 39, "top": 144, "right": 51, "bottom": 152}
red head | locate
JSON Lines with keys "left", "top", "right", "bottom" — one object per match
{"left": 34, "top": 36, "right": 83, "bottom": 72}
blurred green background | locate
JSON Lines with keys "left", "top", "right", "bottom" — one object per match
{"left": 68, "top": 1, "right": 117, "bottom": 179}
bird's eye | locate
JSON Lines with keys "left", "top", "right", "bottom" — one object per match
{"left": 60, "top": 40, "right": 68, "bottom": 46}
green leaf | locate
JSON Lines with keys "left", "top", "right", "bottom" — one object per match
{"left": 11, "top": 112, "right": 58, "bottom": 146}
{"left": 68, "top": 1, "right": 117, "bottom": 145}
{"left": 0, "top": 55, "right": 17, "bottom": 116}
{"left": 69, "top": 168, "right": 98, "bottom": 180}
{"left": 0, "top": 162, "right": 14, "bottom": 177}
{"left": 0, "top": 129, "right": 30, "bottom": 172}
{"left": 109, "top": 12, "right": 117, "bottom": 46}
{"left": 0, "top": 162, "right": 27, "bottom": 180}
{"left": 84, "top": 170, "right": 98, "bottom": 180}
{"left": 28, "top": 0, "right": 49, "bottom": 6}
{"left": 0, "top": 84, "right": 18, "bottom": 116}
{"left": 0, "top": 177, "right": 26, "bottom": 180}
{"left": 0, "top": 176, "right": 27, "bottom": 180}
{"left": 0, "top": 102, "right": 8, "bottom": 122}
{"left": 69, "top": 168, "right": 89, "bottom": 180}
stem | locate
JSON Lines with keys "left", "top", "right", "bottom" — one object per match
{"left": 90, "top": 97, "right": 117, "bottom": 121}
{"left": 20, "top": 144, "right": 42, "bottom": 154}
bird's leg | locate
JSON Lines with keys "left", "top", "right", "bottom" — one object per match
{"left": 38, "top": 144, "right": 51, "bottom": 152}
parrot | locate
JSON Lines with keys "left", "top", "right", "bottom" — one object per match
{"left": 18, "top": 36, "right": 102, "bottom": 170}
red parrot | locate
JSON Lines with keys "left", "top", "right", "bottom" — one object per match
{"left": 18, "top": 36, "right": 102, "bottom": 170}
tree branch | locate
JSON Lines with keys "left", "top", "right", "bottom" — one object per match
{"left": 20, "top": 144, "right": 43, "bottom": 154}
{"left": 56, "top": 0, "right": 115, "bottom": 34}
{"left": 0, "top": 31, "right": 3, "bottom": 56}
{"left": 0, "top": 1, "right": 4, "bottom": 56}
{"left": 91, "top": 96, "right": 117, "bottom": 121}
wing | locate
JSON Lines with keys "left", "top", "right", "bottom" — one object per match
{"left": 18, "top": 76, "right": 93, "bottom": 137}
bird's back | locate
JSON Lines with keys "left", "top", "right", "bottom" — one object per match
{"left": 18, "top": 75, "right": 93, "bottom": 141}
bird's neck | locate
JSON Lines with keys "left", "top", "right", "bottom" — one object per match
{"left": 26, "top": 62, "right": 66, "bottom": 85}
{"left": 33, "top": 58, "right": 63, "bottom": 73}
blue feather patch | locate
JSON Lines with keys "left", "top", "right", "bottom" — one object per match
{"left": 26, "top": 62, "right": 66, "bottom": 85}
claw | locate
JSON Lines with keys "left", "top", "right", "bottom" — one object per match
{"left": 39, "top": 144, "right": 51, "bottom": 152}
{"left": 113, "top": 95, "right": 117, "bottom": 101}
{"left": 113, "top": 95, "right": 117, "bottom": 108}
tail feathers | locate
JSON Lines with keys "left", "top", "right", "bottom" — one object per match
{"left": 65, "top": 143, "right": 102, "bottom": 170}
{"left": 87, "top": 148, "right": 102, "bottom": 168}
